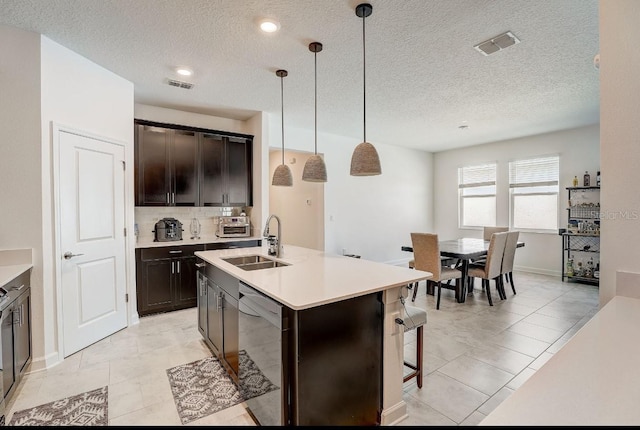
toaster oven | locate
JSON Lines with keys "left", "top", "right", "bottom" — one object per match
{"left": 217, "top": 216, "right": 251, "bottom": 237}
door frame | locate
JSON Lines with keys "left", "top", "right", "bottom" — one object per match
{"left": 51, "top": 122, "right": 134, "bottom": 363}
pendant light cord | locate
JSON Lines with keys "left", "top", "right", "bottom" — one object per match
{"left": 314, "top": 50, "right": 318, "bottom": 155}
{"left": 280, "top": 75, "right": 285, "bottom": 165}
{"left": 362, "top": 11, "right": 367, "bottom": 143}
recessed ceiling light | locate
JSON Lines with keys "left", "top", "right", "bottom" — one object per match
{"left": 259, "top": 19, "right": 280, "bottom": 33}
{"left": 175, "top": 67, "right": 193, "bottom": 76}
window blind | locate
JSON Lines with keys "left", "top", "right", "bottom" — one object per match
{"left": 459, "top": 163, "right": 496, "bottom": 189}
{"left": 509, "top": 156, "right": 559, "bottom": 188}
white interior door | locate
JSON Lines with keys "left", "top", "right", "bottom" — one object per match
{"left": 58, "top": 129, "right": 127, "bottom": 357}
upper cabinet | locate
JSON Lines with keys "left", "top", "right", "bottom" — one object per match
{"left": 135, "top": 124, "right": 198, "bottom": 206}
{"left": 135, "top": 120, "right": 253, "bottom": 207}
{"left": 201, "top": 133, "right": 252, "bottom": 207}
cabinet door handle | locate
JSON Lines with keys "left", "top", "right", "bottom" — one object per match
{"left": 172, "top": 193, "right": 175, "bottom": 204}
{"left": 169, "top": 250, "right": 183, "bottom": 254}
{"left": 216, "top": 293, "right": 223, "bottom": 311}
{"left": 171, "top": 261, "right": 175, "bottom": 274}
{"left": 195, "top": 262, "right": 206, "bottom": 268}
{"left": 167, "top": 192, "right": 170, "bottom": 204}
{"left": 177, "top": 260, "right": 180, "bottom": 274}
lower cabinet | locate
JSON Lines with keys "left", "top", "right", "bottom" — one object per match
{"left": 136, "top": 245, "right": 204, "bottom": 316}
{"left": 198, "top": 262, "right": 239, "bottom": 380}
{"left": 137, "top": 240, "right": 261, "bottom": 317}
{"left": 1, "top": 269, "right": 32, "bottom": 405}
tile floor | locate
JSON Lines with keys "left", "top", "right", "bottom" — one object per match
{"left": 5, "top": 271, "right": 599, "bottom": 426}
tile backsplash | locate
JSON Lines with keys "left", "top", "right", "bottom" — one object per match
{"left": 135, "top": 206, "right": 253, "bottom": 240}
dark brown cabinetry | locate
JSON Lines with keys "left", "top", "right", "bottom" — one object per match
{"left": 137, "top": 240, "right": 260, "bottom": 317}
{"left": 201, "top": 133, "right": 252, "bottom": 207}
{"left": 196, "top": 260, "right": 383, "bottom": 426}
{"left": 136, "top": 245, "right": 203, "bottom": 316}
{"left": 197, "top": 262, "right": 239, "bottom": 379}
{"left": 1, "top": 269, "right": 32, "bottom": 405}
{"left": 135, "top": 120, "right": 253, "bottom": 207}
{"left": 135, "top": 124, "right": 198, "bottom": 206}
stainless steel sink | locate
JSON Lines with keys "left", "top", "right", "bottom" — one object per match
{"left": 236, "top": 260, "right": 290, "bottom": 271}
{"left": 222, "top": 254, "right": 290, "bottom": 271}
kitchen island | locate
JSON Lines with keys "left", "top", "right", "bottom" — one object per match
{"left": 195, "top": 244, "right": 432, "bottom": 426}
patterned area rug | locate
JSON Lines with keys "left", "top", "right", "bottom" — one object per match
{"left": 166, "top": 350, "right": 278, "bottom": 424}
{"left": 9, "top": 386, "right": 108, "bottom": 426}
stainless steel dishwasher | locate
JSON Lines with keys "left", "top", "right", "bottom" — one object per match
{"left": 238, "top": 281, "right": 286, "bottom": 426}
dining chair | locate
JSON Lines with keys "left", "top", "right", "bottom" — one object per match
{"left": 410, "top": 233, "right": 463, "bottom": 309}
{"left": 467, "top": 231, "right": 509, "bottom": 306}
{"left": 470, "top": 226, "right": 510, "bottom": 276}
{"left": 501, "top": 230, "right": 520, "bottom": 295}
{"left": 483, "top": 226, "right": 509, "bottom": 241}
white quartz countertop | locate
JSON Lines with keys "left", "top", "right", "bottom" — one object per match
{"left": 480, "top": 295, "right": 640, "bottom": 426}
{"left": 0, "top": 249, "right": 33, "bottom": 287}
{"left": 135, "top": 235, "right": 261, "bottom": 249}
{"left": 0, "top": 264, "right": 32, "bottom": 288}
{"left": 195, "top": 244, "right": 432, "bottom": 310}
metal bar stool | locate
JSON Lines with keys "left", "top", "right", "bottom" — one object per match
{"left": 399, "top": 303, "right": 427, "bottom": 388}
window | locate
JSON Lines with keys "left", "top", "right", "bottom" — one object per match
{"left": 459, "top": 163, "right": 497, "bottom": 228}
{"left": 509, "top": 156, "right": 559, "bottom": 231}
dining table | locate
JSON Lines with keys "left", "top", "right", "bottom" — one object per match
{"left": 401, "top": 237, "right": 525, "bottom": 303}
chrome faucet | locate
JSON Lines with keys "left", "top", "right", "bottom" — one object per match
{"left": 263, "top": 214, "right": 283, "bottom": 257}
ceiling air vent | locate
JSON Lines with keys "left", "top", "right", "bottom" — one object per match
{"left": 474, "top": 31, "right": 520, "bottom": 56}
{"left": 167, "top": 78, "right": 194, "bottom": 89}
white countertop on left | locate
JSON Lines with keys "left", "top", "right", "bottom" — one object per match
{"left": 480, "top": 295, "right": 640, "bottom": 426}
{"left": 0, "top": 249, "right": 33, "bottom": 287}
{"left": 135, "top": 235, "right": 261, "bottom": 249}
{"left": 195, "top": 243, "right": 432, "bottom": 310}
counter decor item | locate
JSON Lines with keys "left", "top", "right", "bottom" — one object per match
{"left": 596, "top": 170, "right": 601, "bottom": 186}
{"left": 583, "top": 171, "right": 590, "bottom": 187}
{"left": 190, "top": 218, "right": 201, "bottom": 240}
{"left": 573, "top": 176, "right": 579, "bottom": 187}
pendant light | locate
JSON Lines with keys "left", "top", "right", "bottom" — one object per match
{"left": 302, "top": 42, "right": 328, "bottom": 183}
{"left": 272, "top": 69, "right": 293, "bottom": 186}
{"left": 350, "top": 3, "right": 382, "bottom": 176}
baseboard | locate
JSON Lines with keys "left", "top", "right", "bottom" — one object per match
{"left": 380, "top": 399, "right": 408, "bottom": 425}
{"left": 514, "top": 265, "right": 562, "bottom": 278}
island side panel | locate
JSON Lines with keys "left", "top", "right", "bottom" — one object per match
{"left": 291, "top": 292, "right": 383, "bottom": 425}
{"left": 381, "top": 285, "right": 409, "bottom": 425}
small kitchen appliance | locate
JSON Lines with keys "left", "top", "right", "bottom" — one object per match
{"left": 217, "top": 216, "right": 251, "bottom": 238}
{"left": 153, "top": 217, "right": 183, "bottom": 242}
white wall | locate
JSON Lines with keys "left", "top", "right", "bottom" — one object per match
{"left": 134, "top": 104, "right": 247, "bottom": 134}
{"left": 599, "top": 0, "right": 640, "bottom": 306}
{"left": 269, "top": 123, "right": 434, "bottom": 264}
{"left": 0, "top": 25, "right": 44, "bottom": 364}
{"left": 434, "top": 125, "right": 600, "bottom": 276}
{"left": 269, "top": 149, "right": 325, "bottom": 250}
{"left": 40, "top": 36, "right": 134, "bottom": 369}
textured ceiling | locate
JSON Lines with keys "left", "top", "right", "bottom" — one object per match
{"left": 0, "top": 0, "right": 600, "bottom": 152}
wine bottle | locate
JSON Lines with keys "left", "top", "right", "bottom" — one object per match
{"left": 573, "top": 176, "right": 579, "bottom": 187}
{"left": 596, "top": 171, "right": 600, "bottom": 187}
{"left": 583, "top": 171, "right": 590, "bottom": 187}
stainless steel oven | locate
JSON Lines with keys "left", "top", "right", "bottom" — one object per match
{"left": 238, "top": 282, "right": 286, "bottom": 425}
{"left": 217, "top": 216, "right": 250, "bottom": 238}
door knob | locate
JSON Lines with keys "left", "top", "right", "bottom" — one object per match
{"left": 63, "top": 252, "right": 84, "bottom": 260}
